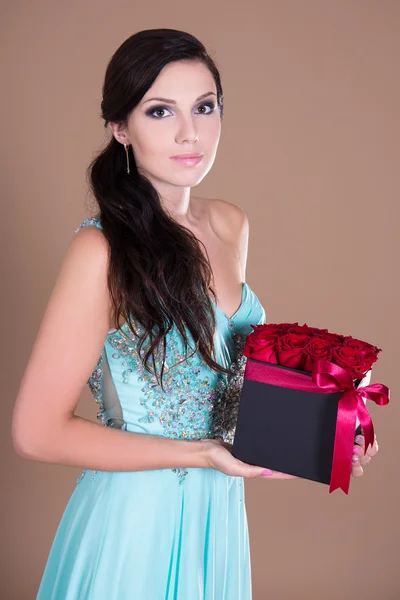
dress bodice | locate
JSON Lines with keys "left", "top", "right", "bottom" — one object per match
{"left": 73, "top": 217, "right": 266, "bottom": 482}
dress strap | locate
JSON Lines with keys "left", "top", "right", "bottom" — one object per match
{"left": 73, "top": 216, "right": 102, "bottom": 235}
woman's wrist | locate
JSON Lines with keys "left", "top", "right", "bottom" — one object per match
{"left": 194, "top": 439, "right": 212, "bottom": 469}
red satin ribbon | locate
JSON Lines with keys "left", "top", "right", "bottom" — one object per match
{"left": 311, "top": 360, "right": 389, "bottom": 494}
{"left": 244, "top": 359, "right": 390, "bottom": 494}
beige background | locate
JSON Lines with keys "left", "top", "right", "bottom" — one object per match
{"left": 2, "top": 1, "right": 399, "bottom": 598}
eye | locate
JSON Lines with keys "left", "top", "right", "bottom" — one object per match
{"left": 147, "top": 106, "right": 173, "bottom": 119}
{"left": 196, "top": 101, "right": 216, "bottom": 115}
{"left": 146, "top": 101, "right": 216, "bottom": 119}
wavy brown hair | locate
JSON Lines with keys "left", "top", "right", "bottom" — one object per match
{"left": 86, "top": 28, "right": 235, "bottom": 390}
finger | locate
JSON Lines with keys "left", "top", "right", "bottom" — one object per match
{"left": 367, "top": 438, "right": 379, "bottom": 457}
{"left": 351, "top": 453, "right": 364, "bottom": 477}
{"left": 352, "top": 440, "right": 372, "bottom": 467}
{"left": 351, "top": 442, "right": 365, "bottom": 476}
{"left": 258, "top": 469, "right": 299, "bottom": 479}
{"left": 236, "top": 461, "right": 269, "bottom": 479}
{"left": 359, "top": 452, "right": 372, "bottom": 467}
{"left": 352, "top": 464, "right": 364, "bottom": 477}
{"left": 355, "top": 434, "right": 365, "bottom": 449}
{"left": 268, "top": 471, "right": 299, "bottom": 479}
{"left": 356, "top": 434, "right": 379, "bottom": 457}
{"left": 355, "top": 434, "right": 369, "bottom": 457}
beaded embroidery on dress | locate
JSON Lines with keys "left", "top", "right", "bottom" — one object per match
{"left": 36, "top": 215, "right": 267, "bottom": 600}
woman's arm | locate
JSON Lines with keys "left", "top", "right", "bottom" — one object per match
{"left": 11, "top": 226, "right": 209, "bottom": 472}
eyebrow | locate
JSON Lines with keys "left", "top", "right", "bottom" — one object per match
{"left": 142, "top": 91, "right": 217, "bottom": 105}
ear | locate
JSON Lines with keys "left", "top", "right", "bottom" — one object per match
{"left": 108, "top": 122, "right": 130, "bottom": 146}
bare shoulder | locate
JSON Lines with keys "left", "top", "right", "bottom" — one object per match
{"left": 72, "top": 224, "right": 115, "bottom": 323}
{"left": 203, "top": 197, "right": 248, "bottom": 242}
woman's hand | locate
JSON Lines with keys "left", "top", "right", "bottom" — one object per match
{"left": 202, "top": 432, "right": 379, "bottom": 481}
{"left": 202, "top": 439, "right": 298, "bottom": 479}
{"left": 351, "top": 433, "right": 379, "bottom": 477}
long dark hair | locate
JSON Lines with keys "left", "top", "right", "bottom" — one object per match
{"left": 87, "top": 28, "right": 235, "bottom": 390}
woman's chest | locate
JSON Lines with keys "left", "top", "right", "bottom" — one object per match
{"left": 187, "top": 206, "right": 244, "bottom": 318}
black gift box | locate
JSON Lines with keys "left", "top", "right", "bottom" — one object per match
{"left": 231, "top": 359, "right": 365, "bottom": 486}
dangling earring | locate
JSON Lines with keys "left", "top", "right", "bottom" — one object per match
{"left": 124, "top": 143, "right": 130, "bottom": 174}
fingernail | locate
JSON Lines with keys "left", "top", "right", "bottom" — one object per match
{"left": 352, "top": 455, "right": 359, "bottom": 463}
{"left": 355, "top": 435, "right": 364, "bottom": 444}
{"left": 261, "top": 469, "right": 273, "bottom": 476}
{"left": 353, "top": 446, "right": 361, "bottom": 454}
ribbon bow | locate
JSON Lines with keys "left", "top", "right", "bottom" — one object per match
{"left": 312, "top": 360, "right": 390, "bottom": 494}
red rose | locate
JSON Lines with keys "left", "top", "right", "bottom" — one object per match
{"left": 362, "top": 353, "right": 378, "bottom": 372}
{"left": 303, "top": 337, "right": 333, "bottom": 372}
{"left": 331, "top": 346, "right": 367, "bottom": 378}
{"left": 343, "top": 336, "right": 381, "bottom": 372}
{"left": 277, "top": 322, "right": 299, "bottom": 334}
{"left": 287, "top": 323, "right": 329, "bottom": 336}
{"left": 277, "top": 333, "right": 312, "bottom": 369}
{"left": 319, "top": 332, "right": 345, "bottom": 345}
{"left": 344, "top": 336, "right": 381, "bottom": 356}
{"left": 252, "top": 323, "right": 282, "bottom": 336}
{"left": 287, "top": 325, "right": 312, "bottom": 336}
{"left": 305, "top": 325, "right": 330, "bottom": 335}
{"left": 255, "top": 322, "right": 297, "bottom": 336}
{"left": 243, "top": 331, "right": 279, "bottom": 364}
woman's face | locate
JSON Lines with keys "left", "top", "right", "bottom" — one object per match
{"left": 114, "top": 60, "right": 222, "bottom": 189}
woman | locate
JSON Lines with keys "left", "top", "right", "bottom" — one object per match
{"left": 12, "top": 29, "right": 378, "bottom": 599}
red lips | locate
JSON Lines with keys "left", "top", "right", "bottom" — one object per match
{"left": 170, "top": 152, "right": 203, "bottom": 159}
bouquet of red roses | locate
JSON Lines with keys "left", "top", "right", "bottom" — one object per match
{"left": 231, "top": 322, "right": 390, "bottom": 494}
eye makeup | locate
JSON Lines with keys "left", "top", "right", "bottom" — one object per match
{"left": 145, "top": 101, "right": 216, "bottom": 119}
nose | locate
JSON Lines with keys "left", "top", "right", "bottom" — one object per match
{"left": 175, "top": 115, "right": 199, "bottom": 145}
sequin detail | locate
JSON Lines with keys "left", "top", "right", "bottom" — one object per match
{"left": 76, "top": 469, "right": 98, "bottom": 484}
{"left": 211, "top": 333, "right": 248, "bottom": 444}
{"left": 86, "top": 350, "right": 129, "bottom": 429}
{"left": 107, "top": 322, "right": 247, "bottom": 484}
{"left": 73, "top": 217, "right": 101, "bottom": 235}
{"left": 87, "top": 351, "right": 108, "bottom": 425}
{"left": 108, "top": 322, "right": 216, "bottom": 484}
{"left": 171, "top": 468, "right": 189, "bottom": 483}
{"left": 76, "top": 471, "right": 86, "bottom": 484}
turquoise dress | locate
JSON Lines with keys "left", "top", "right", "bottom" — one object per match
{"left": 36, "top": 217, "right": 266, "bottom": 600}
